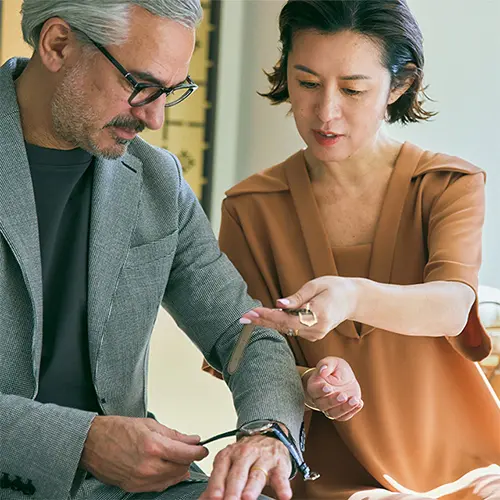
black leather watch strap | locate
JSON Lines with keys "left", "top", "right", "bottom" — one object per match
{"left": 264, "top": 424, "right": 299, "bottom": 479}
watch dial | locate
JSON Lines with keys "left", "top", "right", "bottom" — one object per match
{"left": 240, "top": 419, "right": 274, "bottom": 433}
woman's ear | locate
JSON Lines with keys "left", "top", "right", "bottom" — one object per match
{"left": 388, "top": 63, "right": 417, "bottom": 105}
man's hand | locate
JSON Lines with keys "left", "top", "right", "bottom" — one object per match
{"left": 200, "top": 434, "right": 292, "bottom": 500}
{"left": 80, "top": 416, "right": 208, "bottom": 493}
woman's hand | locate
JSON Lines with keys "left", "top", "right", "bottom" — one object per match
{"left": 303, "top": 357, "right": 363, "bottom": 421}
{"left": 240, "top": 276, "right": 358, "bottom": 342}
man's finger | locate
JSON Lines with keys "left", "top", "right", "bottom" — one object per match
{"left": 268, "top": 466, "right": 293, "bottom": 500}
{"left": 223, "top": 449, "right": 259, "bottom": 499}
{"left": 145, "top": 420, "right": 201, "bottom": 445}
{"left": 153, "top": 435, "right": 208, "bottom": 464}
{"left": 200, "top": 450, "right": 231, "bottom": 500}
{"left": 240, "top": 463, "right": 270, "bottom": 500}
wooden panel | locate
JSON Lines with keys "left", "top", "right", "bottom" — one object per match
{"left": 1, "top": 0, "right": 32, "bottom": 62}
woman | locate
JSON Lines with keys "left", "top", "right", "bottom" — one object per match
{"left": 204, "top": 0, "right": 500, "bottom": 498}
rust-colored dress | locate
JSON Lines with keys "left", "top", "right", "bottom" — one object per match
{"left": 204, "top": 142, "right": 500, "bottom": 499}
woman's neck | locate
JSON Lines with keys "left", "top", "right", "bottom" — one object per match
{"left": 305, "top": 133, "right": 403, "bottom": 192}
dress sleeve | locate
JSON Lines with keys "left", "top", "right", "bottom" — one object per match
{"left": 424, "top": 172, "right": 491, "bottom": 361}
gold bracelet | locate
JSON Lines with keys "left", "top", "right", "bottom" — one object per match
{"left": 300, "top": 367, "right": 316, "bottom": 381}
{"left": 301, "top": 368, "right": 320, "bottom": 412}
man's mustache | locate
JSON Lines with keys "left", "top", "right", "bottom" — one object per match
{"left": 105, "top": 117, "right": 146, "bottom": 133}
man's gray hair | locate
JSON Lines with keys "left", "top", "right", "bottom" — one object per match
{"left": 21, "top": 0, "right": 203, "bottom": 49}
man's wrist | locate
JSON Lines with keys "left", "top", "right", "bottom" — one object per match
{"left": 268, "top": 422, "right": 297, "bottom": 479}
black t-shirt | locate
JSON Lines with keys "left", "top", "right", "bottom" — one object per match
{"left": 26, "top": 143, "right": 100, "bottom": 412}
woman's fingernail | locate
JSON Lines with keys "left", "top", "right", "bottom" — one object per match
{"left": 349, "top": 397, "right": 360, "bottom": 406}
{"left": 247, "top": 311, "right": 260, "bottom": 318}
{"left": 277, "top": 298, "right": 290, "bottom": 306}
{"left": 319, "top": 365, "right": 328, "bottom": 373}
{"left": 337, "top": 394, "right": 348, "bottom": 403}
{"left": 239, "top": 318, "right": 252, "bottom": 324}
{"left": 322, "top": 385, "right": 332, "bottom": 394}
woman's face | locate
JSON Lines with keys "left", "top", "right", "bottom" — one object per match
{"left": 287, "top": 29, "right": 406, "bottom": 163}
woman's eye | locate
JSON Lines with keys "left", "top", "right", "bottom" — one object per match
{"left": 299, "top": 81, "right": 319, "bottom": 89}
{"left": 343, "top": 88, "right": 363, "bottom": 96}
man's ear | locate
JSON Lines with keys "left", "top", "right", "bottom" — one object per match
{"left": 37, "top": 17, "right": 77, "bottom": 73}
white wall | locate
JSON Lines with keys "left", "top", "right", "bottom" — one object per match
{"left": 209, "top": 0, "right": 306, "bottom": 233}
{"left": 392, "top": 0, "right": 500, "bottom": 287}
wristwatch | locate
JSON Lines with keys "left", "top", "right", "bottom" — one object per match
{"left": 199, "top": 419, "right": 320, "bottom": 482}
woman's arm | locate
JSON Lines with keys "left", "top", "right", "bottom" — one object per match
{"left": 240, "top": 276, "right": 475, "bottom": 341}
{"left": 351, "top": 278, "right": 475, "bottom": 338}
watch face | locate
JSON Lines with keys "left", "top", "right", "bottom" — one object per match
{"left": 240, "top": 419, "right": 274, "bottom": 434}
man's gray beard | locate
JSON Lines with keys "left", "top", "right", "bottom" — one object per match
{"left": 52, "top": 103, "right": 130, "bottom": 160}
{"left": 87, "top": 135, "right": 130, "bottom": 160}
{"left": 51, "top": 62, "right": 130, "bottom": 160}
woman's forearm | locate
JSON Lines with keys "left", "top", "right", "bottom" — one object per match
{"left": 349, "top": 279, "right": 475, "bottom": 337}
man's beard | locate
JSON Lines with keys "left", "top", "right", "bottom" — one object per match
{"left": 51, "top": 60, "right": 146, "bottom": 159}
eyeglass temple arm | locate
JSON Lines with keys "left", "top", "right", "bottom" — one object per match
{"left": 199, "top": 429, "right": 239, "bottom": 446}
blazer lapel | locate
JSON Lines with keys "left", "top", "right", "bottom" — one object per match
{"left": 0, "top": 59, "right": 43, "bottom": 381}
{"left": 285, "top": 151, "right": 359, "bottom": 339}
{"left": 87, "top": 152, "right": 143, "bottom": 367}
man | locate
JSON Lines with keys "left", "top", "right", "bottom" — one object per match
{"left": 0, "top": 1, "right": 306, "bottom": 499}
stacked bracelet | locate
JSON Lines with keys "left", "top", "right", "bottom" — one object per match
{"left": 301, "top": 367, "right": 320, "bottom": 411}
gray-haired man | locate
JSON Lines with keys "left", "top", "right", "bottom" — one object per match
{"left": 0, "top": 1, "right": 307, "bottom": 499}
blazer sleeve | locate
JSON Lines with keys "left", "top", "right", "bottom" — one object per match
{"left": 202, "top": 198, "right": 277, "bottom": 378}
{"left": 163, "top": 156, "right": 304, "bottom": 443}
{"left": 0, "top": 395, "right": 96, "bottom": 499}
{"left": 423, "top": 172, "right": 491, "bottom": 361}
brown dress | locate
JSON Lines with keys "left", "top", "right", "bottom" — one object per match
{"left": 204, "top": 142, "right": 500, "bottom": 499}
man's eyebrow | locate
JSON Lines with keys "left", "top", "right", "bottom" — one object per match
{"left": 130, "top": 71, "right": 165, "bottom": 87}
{"left": 131, "top": 71, "right": 188, "bottom": 88}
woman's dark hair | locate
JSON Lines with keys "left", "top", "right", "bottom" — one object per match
{"left": 261, "top": 0, "right": 436, "bottom": 125}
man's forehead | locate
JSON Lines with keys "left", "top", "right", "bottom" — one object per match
{"left": 118, "top": 15, "right": 195, "bottom": 87}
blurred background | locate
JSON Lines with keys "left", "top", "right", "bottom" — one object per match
{"left": 1, "top": 0, "right": 499, "bottom": 471}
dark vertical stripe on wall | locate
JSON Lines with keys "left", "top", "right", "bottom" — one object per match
{"left": 201, "top": 0, "right": 222, "bottom": 219}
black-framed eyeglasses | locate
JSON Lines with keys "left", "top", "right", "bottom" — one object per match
{"left": 90, "top": 39, "right": 198, "bottom": 108}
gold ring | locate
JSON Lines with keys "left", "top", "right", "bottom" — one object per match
{"left": 285, "top": 328, "right": 299, "bottom": 337}
{"left": 250, "top": 466, "right": 269, "bottom": 479}
{"left": 298, "top": 302, "right": 318, "bottom": 328}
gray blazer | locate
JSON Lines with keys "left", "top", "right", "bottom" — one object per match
{"left": 0, "top": 58, "right": 304, "bottom": 499}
